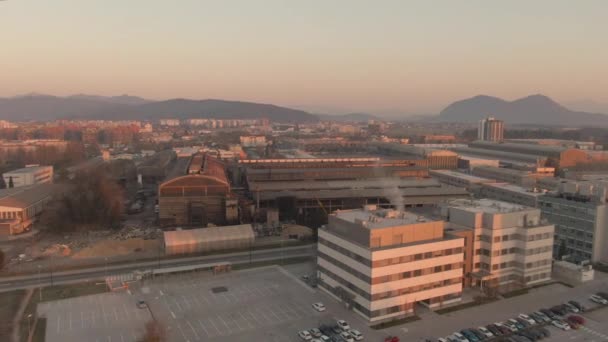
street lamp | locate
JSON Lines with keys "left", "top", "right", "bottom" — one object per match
{"left": 37, "top": 265, "right": 42, "bottom": 301}
{"left": 27, "top": 314, "right": 32, "bottom": 336}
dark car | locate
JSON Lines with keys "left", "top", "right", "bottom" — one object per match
{"left": 540, "top": 309, "right": 557, "bottom": 320}
{"left": 496, "top": 324, "right": 512, "bottom": 335}
{"left": 470, "top": 329, "right": 487, "bottom": 340}
{"left": 568, "top": 300, "right": 585, "bottom": 312}
{"left": 319, "top": 324, "right": 333, "bottom": 336}
{"left": 550, "top": 305, "right": 567, "bottom": 316}
{"left": 529, "top": 313, "right": 545, "bottom": 324}
{"left": 538, "top": 327, "right": 551, "bottom": 338}
{"left": 515, "top": 318, "right": 532, "bottom": 328}
{"left": 461, "top": 329, "right": 480, "bottom": 342}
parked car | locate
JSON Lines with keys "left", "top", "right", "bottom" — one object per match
{"left": 136, "top": 300, "right": 147, "bottom": 309}
{"left": 507, "top": 319, "right": 524, "bottom": 330}
{"left": 528, "top": 313, "right": 545, "bottom": 324}
{"left": 515, "top": 318, "right": 532, "bottom": 328}
{"left": 597, "top": 292, "right": 608, "bottom": 300}
{"left": 486, "top": 324, "right": 502, "bottom": 336}
{"left": 460, "top": 329, "right": 479, "bottom": 342}
{"left": 496, "top": 322, "right": 516, "bottom": 333}
{"left": 384, "top": 337, "right": 399, "bottom": 342}
{"left": 452, "top": 332, "right": 470, "bottom": 342}
{"left": 339, "top": 331, "right": 354, "bottom": 342}
{"left": 540, "top": 309, "right": 558, "bottom": 320}
{"left": 477, "top": 326, "right": 494, "bottom": 338}
{"left": 568, "top": 300, "right": 585, "bottom": 312}
{"left": 348, "top": 329, "right": 363, "bottom": 341}
{"left": 310, "top": 328, "right": 322, "bottom": 337}
{"left": 589, "top": 294, "right": 608, "bottom": 304}
{"left": 337, "top": 320, "right": 350, "bottom": 331}
{"left": 567, "top": 315, "right": 585, "bottom": 325}
{"left": 563, "top": 303, "right": 579, "bottom": 313}
{"left": 298, "top": 330, "right": 313, "bottom": 340}
{"left": 551, "top": 320, "right": 571, "bottom": 331}
{"left": 312, "top": 302, "right": 326, "bottom": 312}
{"left": 320, "top": 336, "right": 331, "bottom": 342}
{"left": 518, "top": 314, "right": 536, "bottom": 325}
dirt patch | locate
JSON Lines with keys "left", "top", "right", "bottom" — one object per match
{"left": 72, "top": 238, "right": 160, "bottom": 259}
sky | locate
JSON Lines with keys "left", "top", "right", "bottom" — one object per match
{"left": 1, "top": 0, "right": 607, "bottom": 116}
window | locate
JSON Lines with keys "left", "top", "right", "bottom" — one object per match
{"left": 494, "top": 236, "right": 501, "bottom": 243}
{"left": 492, "top": 264, "right": 499, "bottom": 271}
{"left": 414, "top": 270, "right": 422, "bottom": 277}
{"left": 414, "top": 253, "right": 422, "bottom": 261}
{"left": 502, "top": 235, "right": 509, "bottom": 241}
{"left": 434, "top": 266, "right": 442, "bottom": 273}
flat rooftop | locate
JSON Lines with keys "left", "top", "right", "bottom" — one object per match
{"left": 483, "top": 182, "right": 546, "bottom": 196}
{"left": 447, "top": 198, "right": 531, "bottom": 214}
{"left": 4, "top": 165, "right": 51, "bottom": 174}
{"left": 430, "top": 169, "right": 495, "bottom": 183}
{"left": 334, "top": 207, "right": 438, "bottom": 229}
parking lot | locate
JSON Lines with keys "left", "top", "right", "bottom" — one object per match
{"left": 37, "top": 291, "right": 153, "bottom": 342}
{"left": 387, "top": 274, "right": 608, "bottom": 341}
{"left": 142, "top": 265, "right": 386, "bottom": 341}
{"left": 38, "top": 264, "right": 386, "bottom": 342}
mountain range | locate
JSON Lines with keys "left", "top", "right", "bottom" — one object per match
{"left": 438, "top": 94, "right": 608, "bottom": 126}
{"left": 0, "top": 95, "right": 318, "bottom": 123}
{"left": 1, "top": 93, "right": 607, "bottom": 126}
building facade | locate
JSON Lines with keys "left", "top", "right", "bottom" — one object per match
{"left": 2, "top": 165, "right": 53, "bottom": 188}
{"left": 478, "top": 117, "right": 504, "bottom": 142}
{"left": 443, "top": 199, "right": 554, "bottom": 292}
{"left": 538, "top": 180, "right": 608, "bottom": 263}
{"left": 317, "top": 206, "right": 464, "bottom": 322}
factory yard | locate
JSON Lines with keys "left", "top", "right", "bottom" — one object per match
{"left": 37, "top": 264, "right": 386, "bottom": 342}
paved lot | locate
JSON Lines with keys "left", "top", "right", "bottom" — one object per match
{"left": 39, "top": 264, "right": 386, "bottom": 342}
{"left": 142, "top": 265, "right": 385, "bottom": 342}
{"left": 38, "top": 292, "right": 152, "bottom": 342}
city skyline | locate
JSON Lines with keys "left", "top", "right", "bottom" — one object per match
{"left": 1, "top": 0, "right": 607, "bottom": 116}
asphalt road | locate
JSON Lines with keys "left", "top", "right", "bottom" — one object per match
{"left": 0, "top": 245, "right": 315, "bottom": 292}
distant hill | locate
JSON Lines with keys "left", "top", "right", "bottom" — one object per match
{"left": 0, "top": 95, "right": 318, "bottom": 123}
{"left": 316, "top": 112, "right": 380, "bottom": 122}
{"left": 438, "top": 94, "right": 608, "bottom": 126}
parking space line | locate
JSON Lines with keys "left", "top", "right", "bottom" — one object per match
{"left": 254, "top": 307, "right": 275, "bottom": 324}
{"left": 207, "top": 317, "right": 225, "bottom": 335}
{"left": 198, "top": 319, "right": 213, "bottom": 338}
{"left": 177, "top": 323, "right": 190, "bottom": 342}
{"left": 113, "top": 307, "right": 119, "bottom": 321}
{"left": 69, "top": 311, "right": 73, "bottom": 331}
{"left": 199, "top": 293, "right": 210, "bottom": 305}
{"left": 186, "top": 320, "right": 200, "bottom": 340}
{"left": 245, "top": 309, "right": 265, "bottom": 325}
{"left": 230, "top": 313, "right": 245, "bottom": 331}
{"left": 181, "top": 296, "right": 191, "bottom": 310}
{"left": 238, "top": 311, "right": 256, "bottom": 329}
{"left": 56, "top": 315, "right": 61, "bottom": 333}
{"left": 220, "top": 293, "right": 232, "bottom": 304}
{"left": 174, "top": 299, "right": 183, "bottom": 311}
{"left": 217, "top": 314, "right": 233, "bottom": 333}
{"left": 228, "top": 292, "right": 240, "bottom": 302}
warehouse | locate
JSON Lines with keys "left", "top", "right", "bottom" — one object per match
{"left": 0, "top": 184, "right": 56, "bottom": 236}
{"left": 163, "top": 224, "right": 254, "bottom": 255}
{"left": 158, "top": 154, "right": 233, "bottom": 227}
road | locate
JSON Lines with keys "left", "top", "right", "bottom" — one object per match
{"left": 0, "top": 245, "right": 315, "bottom": 292}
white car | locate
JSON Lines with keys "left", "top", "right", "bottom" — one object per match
{"left": 437, "top": 338, "right": 449, "bottom": 342}
{"left": 337, "top": 320, "right": 350, "bottom": 331}
{"left": 590, "top": 294, "right": 608, "bottom": 304}
{"left": 552, "top": 320, "right": 571, "bottom": 330}
{"left": 477, "top": 326, "right": 494, "bottom": 338}
{"left": 320, "top": 336, "right": 331, "bottom": 342}
{"left": 564, "top": 303, "right": 579, "bottom": 313}
{"left": 496, "top": 322, "right": 517, "bottom": 333}
{"left": 311, "top": 340, "right": 322, "bottom": 342}
{"left": 348, "top": 329, "right": 364, "bottom": 341}
{"left": 298, "top": 330, "right": 313, "bottom": 340}
{"left": 312, "top": 302, "right": 326, "bottom": 312}
{"left": 339, "top": 331, "right": 354, "bottom": 342}
{"left": 518, "top": 314, "right": 536, "bottom": 325}
{"left": 310, "top": 328, "right": 322, "bottom": 338}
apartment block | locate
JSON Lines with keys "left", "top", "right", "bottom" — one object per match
{"left": 317, "top": 206, "right": 464, "bottom": 322}
{"left": 443, "top": 199, "right": 554, "bottom": 292}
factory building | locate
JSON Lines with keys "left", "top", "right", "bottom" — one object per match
{"left": 0, "top": 184, "right": 57, "bottom": 236}
{"left": 472, "top": 165, "right": 553, "bottom": 187}
{"left": 318, "top": 206, "right": 464, "bottom": 322}
{"left": 442, "top": 199, "right": 554, "bottom": 292}
{"left": 158, "top": 154, "right": 234, "bottom": 227}
{"left": 163, "top": 224, "right": 254, "bottom": 255}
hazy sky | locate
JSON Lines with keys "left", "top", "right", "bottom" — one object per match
{"left": 1, "top": 0, "right": 607, "bottom": 115}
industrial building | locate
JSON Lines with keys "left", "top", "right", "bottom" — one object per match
{"left": 430, "top": 169, "right": 496, "bottom": 193}
{"left": 2, "top": 165, "right": 53, "bottom": 188}
{"left": 472, "top": 165, "right": 553, "bottom": 187}
{"left": 158, "top": 154, "right": 235, "bottom": 227}
{"left": 163, "top": 224, "right": 254, "bottom": 255}
{"left": 480, "top": 182, "right": 545, "bottom": 208}
{"left": 454, "top": 141, "right": 606, "bottom": 169}
{"left": 478, "top": 117, "right": 504, "bottom": 142}
{"left": 0, "top": 184, "right": 56, "bottom": 236}
{"left": 374, "top": 143, "right": 459, "bottom": 169}
{"left": 442, "top": 199, "right": 554, "bottom": 292}
{"left": 317, "top": 206, "right": 464, "bottom": 322}
{"left": 539, "top": 180, "right": 608, "bottom": 263}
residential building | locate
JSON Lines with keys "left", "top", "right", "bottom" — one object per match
{"left": 318, "top": 206, "right": 464, "bottom": 322}
{"left": 478, "top": 117, "right": 504, "bottom": 142}
{"left": 443, "top": 199, "right": 554, "bottom": 292}
{"left": 539, "top": 180, "right": 608, "bottom": 263}
{"left": 240, "top": 136, "right": 267, "bottom": 147}
{"left": 2, "top": 165, "right": 53, "bottom": 188}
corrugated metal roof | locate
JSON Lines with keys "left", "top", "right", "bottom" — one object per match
{"left": 249, "top": 178, "right": 440, "bottom": 192}
{"left": 0, "top": 184, "right": 57, "bottom": 209}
